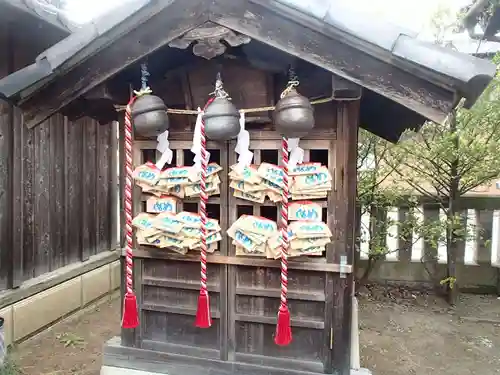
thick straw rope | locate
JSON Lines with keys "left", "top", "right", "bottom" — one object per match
{"left": 114, "top": 96, "right": 334, "bottom": 115}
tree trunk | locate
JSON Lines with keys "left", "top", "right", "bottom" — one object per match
{"left": 355, "top": 204, "right": 385, "bottom": 293}
{"left": 354, "top": 205, "right": 362, "bottom": 294}
{"left": 447, "top": 110, "right": 460, "bottom": 305}
{"left": 446, "top": 206, "right": 459, "bottom": 305}
{"left": 355, "top": 256, "right": 375, "bottom": 293}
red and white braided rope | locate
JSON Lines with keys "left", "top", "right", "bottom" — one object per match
{"left": 279, "top": 137, "right": 289, "bottom": 312}
{"left": 124, "top": 100, "right": 135, "bottom": 295}
{"left": 199, "top": 109, "right": 209, "bottom": 301}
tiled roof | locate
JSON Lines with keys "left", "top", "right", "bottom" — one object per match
{"left": 0, "top": 0, "right": 496, "bottom": 138}
{"left": 277, "top": 0, "right": 496, "bottom": 109}
{"left": 1, "top": 0, "right": 80, "bottom": 34}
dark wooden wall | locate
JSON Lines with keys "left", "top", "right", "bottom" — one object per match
{"left": 0, "top": 23, "right": 118, "bottom": 292}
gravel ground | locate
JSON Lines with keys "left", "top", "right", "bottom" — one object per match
{"left": 9, "top": 288, "right": 500, "bottom": 375}
{"left": 359, "top": 286, "right": 500, "bottom": 375}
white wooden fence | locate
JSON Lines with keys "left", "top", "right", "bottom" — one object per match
{"left": 359, "top": 206, "right": 500, "bottom": 267}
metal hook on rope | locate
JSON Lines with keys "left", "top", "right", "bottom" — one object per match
{"left": 280, "top": 66, "right": 300, "bottom": 98}
{"left": 280, "top": 80, "right": 300, "bottom": 99}
{"left": 210, "top": 72, "right": 230, "bottom": 99}
{"left": 141, "top": 63, "right": 150, "bottom": 90}
{"left": 133, "top": 62, "right": 152, "bottom": 97}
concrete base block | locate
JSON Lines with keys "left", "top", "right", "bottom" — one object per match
{"left": 13, "top": 277, "right": 82, "bottom": 341}
{"left": 0, "top": 306, "right": 13, "bottom": 347}
{"left": 101, "top": 365, "right": 372, "bottom": 375}
{"left": 0, "top": 253, "right": 120, "bottom": 344}
{"left": 101, "top": 366, "right": 164, "bottom": 375}
{"left": 103, "top": 337, "right": 373, "bottom": 375}
{"left": 351, "top": 369, "right": 372, "bottom": 375}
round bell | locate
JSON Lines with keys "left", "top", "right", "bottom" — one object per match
{"left": 274, "top": 88, "right": 314, "bottom": 138}
{"left": 202, "top": 97, "right": 240, "bottom": 141}
{"left": 131, "top": 94, "right": 169, "bottom": 137}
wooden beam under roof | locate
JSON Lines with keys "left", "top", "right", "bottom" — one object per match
{"left": 19, "top": 0, "right": 210, "bottom": 129}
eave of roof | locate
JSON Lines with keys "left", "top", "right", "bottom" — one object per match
{"left": 275, "top": 0, "right": 496, "bottom": 109}
{"left": 0, "top": 0, "right": 78, "bottom": 34}
{"left": 0, "top": 0, "right": 150, "bottom": 101}
{"left": 0, "top": 0, "right": 495, "bottom": 138}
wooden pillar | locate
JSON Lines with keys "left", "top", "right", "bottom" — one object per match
{"left": 109, "top": 120, "right": 119, "bottom": 250}
{"left": 0, "top": 22, "right": 15, "bottom": 291}
{"left": 331, "top": 100, "right": 359, "bottom": 375}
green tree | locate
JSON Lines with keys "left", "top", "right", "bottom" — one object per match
{"left": 355, "top": 130, "right": 443, "bottom": 291}
{"left": 459, "top": 0, "right": 500, "bottom": 42}
{"left": 385, "top": 57, "right": 500, "bottom": 304}
{"left": 429, "top": 4, "right": 459, "bottom": 44}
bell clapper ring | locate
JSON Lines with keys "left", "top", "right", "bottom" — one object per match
{"left": 280, "top": 80, "right": 300, "bottom": 99}
{"left": 280, "top": 66, "right": 300, "bottom": 98}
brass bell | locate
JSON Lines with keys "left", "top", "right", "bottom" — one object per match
{"left": 202, "top": 97, "right": 240, "bottom": 141}
{"left": 131, "top": 94, "right": 169, "bottom": 137}
{"left": 274, "top": 88, "right": 314, "bottom": 138}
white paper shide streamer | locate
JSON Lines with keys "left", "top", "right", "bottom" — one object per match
{"left": 234, "top": 111, "right": 253, "bottom": 172}
{"left": 192, "top": 108, "right": 210, "bottom": 170}
{"left": 287, "top": 137, "right": 304, "bottom": 170}
{"left": 155, "top": 129, "right": 173, "bottom": 169}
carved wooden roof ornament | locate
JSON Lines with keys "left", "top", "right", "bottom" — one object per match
{"left": 168, "top": 22, "right": 251, "bottom": 60}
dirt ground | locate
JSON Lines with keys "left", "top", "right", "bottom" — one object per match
{"left": 12, "top": 295, "right": 121, "bottom": 375}
{"left": 10, "top": 288, "right": 500, "bottom": 375}
{"left": 358, "top": 286, "right": 500, "bottom": 375}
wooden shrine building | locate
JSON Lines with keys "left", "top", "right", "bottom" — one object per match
{"left": 0, "top": 1, "right": 119, "bottom": 294}
{"left": 0, "top": 1, "right": 495, "bottom": 374}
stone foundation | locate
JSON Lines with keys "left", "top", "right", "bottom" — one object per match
{"left": 0, "top": 251, "right": 120, "bottom": 345}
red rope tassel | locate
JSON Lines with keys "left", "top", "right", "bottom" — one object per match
{"left": 121, "top": 98, "right": 139, "bottom": 329}
{"left": 275, "top": 305, "right": 292, "bottom": 346}
{"left": 195, "top": 290, "right": 211, "bottom": 328}
{"left": 275, "top": 137, "right": 292, "bottom": 345}
{"left": 122, "top": 292, "right": 139, "bottom": 329}
{"left": 195, "top": 98, "right": 215, "bottom": 328}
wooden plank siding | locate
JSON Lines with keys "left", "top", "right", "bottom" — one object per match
{"left": 0, "top": 25, "right": 118, "bottom": 292}
{"left": 0, "top": 110, "right": 119, "bottom": 291}
{"left": 0, "top": 21, "right": 12, "bottom": 291}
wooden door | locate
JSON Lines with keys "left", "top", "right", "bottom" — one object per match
{"left": 226, "top": 130, "right": 338, "bottom": 373}
{"left": 126, "top": 126, "right": 351, "bottom": 374}
{"left": 130, "top": 134, "right": 230, "bottom": 360}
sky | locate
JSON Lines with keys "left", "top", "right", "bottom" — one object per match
{"left": 64, "top": 0, "right": 466, "bottom": 34}
{"left": 62, "top": 0, "right": 500, "bottom": 53}
{"left": 64, "top": 0, "right": 137, "bottom": 23}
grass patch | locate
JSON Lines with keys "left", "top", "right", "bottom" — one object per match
{"left": 56, "top": 332, "right": 85, "bottom": 348}
{"left": 0, "top": 356, "right": 20, "bottom": 375}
